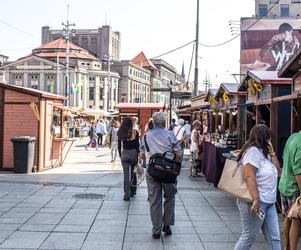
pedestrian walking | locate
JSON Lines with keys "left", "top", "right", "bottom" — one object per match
{"left": 117, "top": 116, "right": 139, "bottom": 201}
{"left": 95, "top": 119, "right": 107, "bottom": 146}
{"left": 109, "top": 121, "right": 120, "bottom": 163}
{"left": 173, "top": 119, "right": 186, "bottom": 161}
{"left": 85, "top": 121, "right": 98, "bottom": 150}
{"left": 168, "top": 118, "right": 177, "bottom": 131}
{"left": 190, "top": 120, "right": 203, "bottom": 177}
{"left": 235, "top": 124, "right": 281, "bottom": 250}
{"left": 140, "top": 112, "right": 181, "bottom": 239}
{"left": 278, "top": 130, "right": 301, "bottom": 250}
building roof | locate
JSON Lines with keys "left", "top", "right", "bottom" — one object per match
{"left": 32, "top": 38, "right": 99, "bottom": 61}
{"left": 0, "top": 54, "right": 9, "bottom": 59}
{"left": 238, "top": 70, "right": 292, "bottom": 91}
{"left": 131, "top": 52, "right": 157, "bottom": 69}
{"left": 116, "top": 103, "right": 165, "bottom": 109}
{"left": 278, "top": 46, "right": 301, "bottom": 78}
{"left": 35, "top": 38, "right": 83, "bottom": 51}
{"left": 216, "top": 83, "right": 245, "bottom": 97}
{"left": 0, "top": 82, "right": 66, "bottom": 101}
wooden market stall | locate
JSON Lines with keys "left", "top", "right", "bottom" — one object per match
{"left": 238, "top": 71, "right": 292, "bottom": 159}
{"left": 116, "top": 103, "right": 165, "bottom": 135}
{"left": 277, "top": 46, "right": 301, "bottom": 133}
{"left": 204, "top": 88, "right": 219, "bottom": 133}
{"left": 0, "top": 83, "right": 75, "bottom": 172}
{"left": 214, "top": 83, "right": 245, "bottom": 134}
{"left": 189, "top": 93, "right": 209, "bottom": 131}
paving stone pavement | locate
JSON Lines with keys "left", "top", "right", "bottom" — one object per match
{"left": 0, "top": 139, "right": 291, "bottom": 249}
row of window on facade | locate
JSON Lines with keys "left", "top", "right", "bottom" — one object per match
{"left": 88, "top": 87, "right": 117, "bottom": 101}
{"left": 129, "top": 68, "right": 150, "bottom": 81}
{"left": 259, "top": 3, "right": 295, "bottom": 17}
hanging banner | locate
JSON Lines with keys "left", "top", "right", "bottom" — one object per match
{"left": 240, "top": 18, "right": 301, "bottom": 74}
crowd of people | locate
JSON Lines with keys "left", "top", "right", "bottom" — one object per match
{"left": 66, "top": 113, "right": 301, "bottom": 248}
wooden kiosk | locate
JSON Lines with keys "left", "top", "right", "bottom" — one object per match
{"left": 0, "top": 83, "right": 75, "bottom": 172}
{"left": 116, "top": 103, "right": 165, "bottom": 135}
{"left": 238, "top": 71, "right": 292, "bottom": 158}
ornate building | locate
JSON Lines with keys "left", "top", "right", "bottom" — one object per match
{"left": 0, "top": 38, "right": 119, "bottom": 110}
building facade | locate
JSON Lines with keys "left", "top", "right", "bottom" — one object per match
{"left": 0, "top": 39, "right": 119, "bottom": 110}
{"left": 0, "top": 54, "right": 8, "bottom": 67}
{"left": 41, "top": 25, "right": 121, "bottom": 61}
{"left": 111, "top": 61, "right": 151, "bottom": 103}
{"left": 255, "top": 0, "right": 301, "bottom": 18}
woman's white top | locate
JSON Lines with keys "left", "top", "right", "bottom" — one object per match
{"left": 242, "top": 146, "right": 278, "bottom": 204}
{"left": 190, "top": 129, "right": 199, "bottom": 152}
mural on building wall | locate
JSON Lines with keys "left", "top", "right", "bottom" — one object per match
{"left": 241, "top": 18, "right": 301, "bottom": 73}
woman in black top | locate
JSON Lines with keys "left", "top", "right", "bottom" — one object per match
{"left": 117, "top": 116, "right": 139, "bottom": 201}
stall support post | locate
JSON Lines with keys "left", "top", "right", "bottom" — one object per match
{"left": 270, "top": 102, "right": 278, "bottom": 155}
{"left": 229, "top": 112, "right": 233, "bottom": 134}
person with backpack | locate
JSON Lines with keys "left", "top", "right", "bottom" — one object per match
{"left": 140, "top": 112, "right": 181, "bottom": 239}
{"left": 85, "top": 121, "right": 98, "bottom": 150}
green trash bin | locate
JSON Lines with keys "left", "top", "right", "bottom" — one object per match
{"left": 11, "top": 136, "right": 36, "bottom": 173}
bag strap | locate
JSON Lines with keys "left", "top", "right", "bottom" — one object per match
{"left": 175, "top": 125, "right": 185, "bottom": 138}
{"left": 144, "top": 134, "right": 150, "bottom": 153}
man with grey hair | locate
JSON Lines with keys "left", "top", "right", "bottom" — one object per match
{"left": 173, "top": 118, "right": 187, "bottom": 161}
{"left": 140, "top": 112, "right": 181, "bottom": 239}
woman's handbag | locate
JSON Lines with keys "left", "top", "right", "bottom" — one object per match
{"left": 288, "top": 196, "right": 301, "bottom": 219}
{"left": 133, "top": 161, "right": 145, "bottom": 186}
{"left": 218, "top": 159, "right": 253, "bottom": 202}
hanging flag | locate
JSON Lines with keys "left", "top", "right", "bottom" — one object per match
{"left": 76, "top": 83, "right": 81, "bottom": 94}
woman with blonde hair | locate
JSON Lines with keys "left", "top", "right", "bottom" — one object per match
{"left": 109, "top": 121, "right": 120, "bottom": 163}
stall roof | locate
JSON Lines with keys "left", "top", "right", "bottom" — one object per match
{"left": 278, "top": 46, "right": 301, "bottom": 78}
{"left": 0, "top": 82, "right": 66, "bottom": 101}
{"left": 205, "top": 88, "right": 218, "bottom": 101}
{"left": 216, "top": 83, "right": 245, "bottom": 97}
{"left": 238, "top": 71, "right": 292, "bottom": 91}
{"left": 116, "top": 103, "right": 165, "bottom": 109}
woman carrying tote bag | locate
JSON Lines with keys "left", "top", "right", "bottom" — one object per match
{"left": 235, "top": 124, "right": 281, "bottom": 250}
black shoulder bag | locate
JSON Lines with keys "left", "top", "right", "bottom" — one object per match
{"left": 144, "top": 134, "right": 181, "bottom": 183}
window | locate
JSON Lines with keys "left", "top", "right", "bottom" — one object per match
{"left": 82, "top": 37, "right": 88, "bottom": 49}
{"left": 91, "top": 38, "right": 97, "bottom": 54}
{"left": 89, "top": 87, "right": 94, "bottom": 100}
{"left": 99, "top": 87, "right": 103, "bottom": 100}
{"left": 270, "top": 0, "right": 278, "bottom": 3}
{"left": 281, "top": 4, "right": 289, "bottom": 17}
{"left": 113, "top": 89, "right": 116, "bottom": 101}
{"left": 292, "top": 0, "right": 301, "bottom": 3}
{"left": 258, "top": 4, "right": 267, "bottom": 17}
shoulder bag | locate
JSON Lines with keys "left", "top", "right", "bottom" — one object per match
{"left": 144, "top": 134, "right": 181, "bottom": 183}
{"left": 218, "top": 159, "right": 253, "bottom": 202}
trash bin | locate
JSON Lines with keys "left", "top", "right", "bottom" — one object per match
{"left": 11, "top": 136, "right": 36, "bottom": 173}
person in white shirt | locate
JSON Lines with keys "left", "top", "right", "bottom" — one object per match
{"left": 95, "top": 119, "right": 107, "bottom": 146}
{"left": 173, "top": 119, "right": 186, "bottom": 161}
{"left": 235, "top": 124, "right": 281, "bottom": 250}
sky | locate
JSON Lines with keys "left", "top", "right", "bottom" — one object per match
{"left": 0, "top": 0, "right": 254, "bottom": 90}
